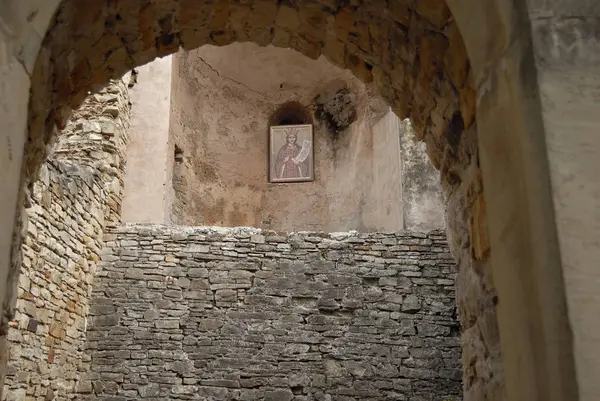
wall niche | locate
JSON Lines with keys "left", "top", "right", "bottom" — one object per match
{"left": 268, "top": 102, "right": 314, "bottom": 183}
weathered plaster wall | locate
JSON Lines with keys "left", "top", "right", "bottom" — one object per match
{"left": 121, "top": 57, "right": 173, "bottom": 224}
{"left": 167, "top": 43, "right": 401, "bottom": 232}
{"left": 3, "top": 78, "right": 132, "bottom": 401}
{"left": 536, "top": 47, "right": 600, "bottom": 401}
{"left": 399, "top": 120, "right": 445, "bottom": 232}
{"left": 363, "top": 111, "right": 404, "bottom": 231}
{"left": 81, "top": 224, "right": 461, "bottom": 401}
{"left": 49, "top": 78, "right": 131, "bottom": 224}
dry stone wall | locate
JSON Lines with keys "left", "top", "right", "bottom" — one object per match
{"left": 81, "top": 224, "right": 461, "bottom": 401}
{"left": 50, "top": 76, "right": 132, "bottom": 223}
{"left": 3, "top": 77, "right": 132, "bottom": 401}
{"left": 4, "top": 161, "right": 110, "bottom": 401}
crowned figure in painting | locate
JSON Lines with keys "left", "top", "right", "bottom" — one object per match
{"left": 274, "top": 127, "right": 310, "bottom": 179}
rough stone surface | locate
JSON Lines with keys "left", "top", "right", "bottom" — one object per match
{"left": 3, "top": 1, "right": 503, "bottom": 400}
{"left": 0, "top": 2, "right": 592, "bottom": 401}
{"left": 51, "top": 76, "right": 132, "bottom": 223}
{"left": 314, "top": 86, "right": 358, "bottom": 133}
{"left": 4, "top": 161, "right": 107, "bottom": 401}
{"left": 441, "top": 125, "right": 503, "bottom": 401}
{"left": 14, "top": 7, "right": 477, "bottom": 378}
{"left": 82, "top": 224, "right": 462, "bottom": 401}
{"left": 3, "top": 78, "right": 132, "bottom": 401}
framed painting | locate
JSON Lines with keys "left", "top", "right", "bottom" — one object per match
{"left": 269, "top": 124, "right": 314, "bottom": 183}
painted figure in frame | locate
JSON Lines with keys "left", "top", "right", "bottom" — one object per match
{"left": 270, "top": 125, "right": 313, "bottom": 182}
{"left": 275, "top": 128, "right": 308, "bottom": 179}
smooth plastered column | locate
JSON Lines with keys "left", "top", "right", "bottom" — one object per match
{"left": 448, "top": 1, "right": 580, "bottom": 401}
{"left": 529, "top": 5, "right": 600, "bottom": 400}
{"left": 121, "top": 56, "right": 173, "bottom": 223}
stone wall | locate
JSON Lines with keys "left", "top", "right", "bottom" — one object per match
{"left": 3, "top": 78, "right": 132, "bottom": 401}
{"left": 50, "top": 77, "right": 132, "bottom": 223}
{"left": 81, "top": 224, "right": 461, "bottom": 401}
{"left": 3, "top": 162, "right": 109, "bottom": 401}
{"left": 440, "top": 125, "right": 502, "bottom": 401}
{"left": 1, "top": 1, "right": 591, "bottom": 401}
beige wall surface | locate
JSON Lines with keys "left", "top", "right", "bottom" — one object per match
{"left": 536, "top": 40, "right": 600, "bottom": 401}
{"left": 364, "top": 111, "right": 404, "bottom": 231}
{"left": 398, "top": 119, "right": 445, "bottom": 232}
{"left": 121, "top": 56, "right": 173, "bottom": 224}
{"left": 167, "top": 42, "right": 403, "bottom": 233}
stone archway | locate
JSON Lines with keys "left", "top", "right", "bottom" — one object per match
{"left": 1, "top": 1, "right": 593, "bottom": 401}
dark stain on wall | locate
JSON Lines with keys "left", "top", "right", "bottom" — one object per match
{"left": 313, "top": 86, "right": 358, "bottom": 135}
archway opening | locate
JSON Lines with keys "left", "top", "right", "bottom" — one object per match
{"left": 6, "top": 41, "right": 468, "bottom": 401}
{"left": 2, "top": 1, "right": 506, "bottom": 401}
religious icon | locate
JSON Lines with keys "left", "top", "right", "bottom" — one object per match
{"left": 269, "top": 124, "right": 314, "bottom": 183}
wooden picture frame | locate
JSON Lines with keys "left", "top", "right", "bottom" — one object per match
{"left": 269, "top": 124, "right": 314, "bottom": 183}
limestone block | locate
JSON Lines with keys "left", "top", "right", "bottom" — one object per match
{"left": 469, "top": 192, "right": 490, "bottom": 261}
